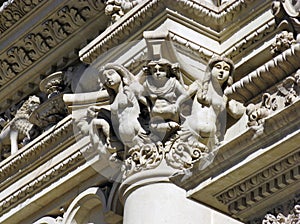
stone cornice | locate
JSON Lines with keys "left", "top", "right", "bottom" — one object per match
{"left": 0, "top": 0, "right": 45, "bottom": 35}
{"left": 216, "top": 149, "right": 300, "bottom": 216}
{"left": 0, "top": 143, "right": 91, "bottom": 216}
{"left": 0, "top": 0, "right": 106, "bottom": 113}
{"left": 171, "top": 98, "right": 300, "bottom": 221}
{"left": 225, "top": 43, "right": 300, "bottom": 103}
{"left": 0, "top": 116, "right": 73, "bottom": 190}
{"left": 80, "top": 0, "right": 271, "bottom": 64}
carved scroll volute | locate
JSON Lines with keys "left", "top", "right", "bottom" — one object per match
{"left": 272, "top": 0, "right": 300, "bottom": 41}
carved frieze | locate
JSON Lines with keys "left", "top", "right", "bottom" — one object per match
{"left": 246, "top": 69, "right": 300, "bottom": 128}
{"left": 0, "top": 0, "right": 45, "bottom": 35}
{"left": 216, "top": 150, "right": 300, "bottom": 215}
{"left": 0, "top": 0, "right": 104, "bottom": 89}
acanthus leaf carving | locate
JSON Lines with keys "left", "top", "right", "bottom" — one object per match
{"left": 42, "top": 20, "right": 68, "bottom": 47}
{"left": 24, "top": 33, "right": 51, "bottom": 60}
{"left": 0, "top": 0, "right": 44, "bottom": 34}
{"left": 7, "top": 47, "right": 34, "bottom": 72}
{"left": 247, "top": 93, "right": 278, "bottom": 127}
{"left": 0, "top": 60, "right": 16, "bottom": 85}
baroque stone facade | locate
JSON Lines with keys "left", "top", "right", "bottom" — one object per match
{"left": 0, "top": 0, "right": 299, "bottom": 224}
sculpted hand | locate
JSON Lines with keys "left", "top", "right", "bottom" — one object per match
{"left": 87, "top": 106, "right": 101, "bottom": 118}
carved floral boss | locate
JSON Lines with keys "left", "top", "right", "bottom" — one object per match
{"left": 87, "top": 57, "right": 245, "bottom": 178}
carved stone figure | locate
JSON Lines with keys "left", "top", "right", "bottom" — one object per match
{"left": 179, "top": 56, "right": 244, "bottom": 150}
{"left": 87, "top": 63, "right": 148, "bottom": 154}
{"left": 141, "top": 58, "right": 188, "bottom": 143}
{"left": 247, "top": 93, "right": 277, "bottom": 127}
{"left": 271, "top": 31, "right": 296, "bottom": 55}
{"left": 0, "top": 95, "right": 40, "bottom": 159}
{"left": 104, "top": 0, "right": 140, "bottom": 25}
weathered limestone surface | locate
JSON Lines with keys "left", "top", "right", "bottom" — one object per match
{"left": 0, "top": 0, "right": 299, "bottom": 223}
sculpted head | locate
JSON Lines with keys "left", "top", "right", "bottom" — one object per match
{"left": 208, "top": 56, "right": 234, "bottom": 90}
{"left": 145, "top": 58, "right": 180, "bottom": 82}
{"left": 98, "top": 63, "right": 134, "bottom": 92}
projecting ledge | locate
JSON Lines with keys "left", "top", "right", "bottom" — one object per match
{"left": 170, "top": 99, "right": 300, "bottom": 222}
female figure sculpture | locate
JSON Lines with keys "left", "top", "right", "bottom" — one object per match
{"left": 88, "top": 63, "right": 148, "bottom": 152}
{"left": 180, "top": 56, "right": 243, "bottom": 150}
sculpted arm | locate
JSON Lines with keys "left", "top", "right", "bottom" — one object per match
{"left": 227, "top": 98, "right": 246, "bottom": 119}
{"left": 175, "top": 81, "right": 199, "bottom": 108}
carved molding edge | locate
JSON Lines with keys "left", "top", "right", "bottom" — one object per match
{"left": 215, "top": 150, "right": 300, "bottom": 215}
{"left": 0, "top": 0, "right": 45, "bottom": 35}
{"left": 225, "top": 43, "right": 300, "bottom": 103}
{"left": 0, "top": 0, "right": 104, "bottom": 89}
{"left": 223, "top": 19, "right": 276, "bottom": 59}
{"left": 80, "top": 0, "right": 265, "bottom": 64}
{"left": 0, "top": 143, "right": 94, "bottom": 216}
{"left": 0, "top": 116, "right": 73, "bottom": 187}
{"left": 174, "top": 0, "right": 261, "bottom": 25}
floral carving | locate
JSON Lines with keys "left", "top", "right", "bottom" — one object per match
{"left": 123, "top": 143, "right": 163, "bottom": 177}
{"left": 0, "top": 0, "right": 44, "bottom": 34}
{"left": 0, "top": 0, "right": 104, "bottom": 88}
{"left": 165, "top": 138, "right": 208, "bottom": 170}
{"left": 271, "top": 31, "right": 296, "bottom": 55}
{"left": 262, "top": 205, "right": 300, "bottom": 224}
{"left": 277, "top": 70, "right": 300, "bottom": 106}
{"left": 247, "top": 93, "right": 277, "bottom": 127}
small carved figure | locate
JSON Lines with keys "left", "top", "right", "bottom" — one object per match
{"left": 0, "top": 95, "right": 40, "bottom": 159}
{"left": 180, "top": 56, "right": 244, "bottom": 150}
{"left": 105, "top": 0, "right": 140, "bottom": 25}
{"left": 87, "top": 63, "right": 148, "bottom": 152}
{"left": 247, "top": 93, "right": 277, "bottom": 127}
{"left": 141, "top": 58, "right": 188, "bottom": 142}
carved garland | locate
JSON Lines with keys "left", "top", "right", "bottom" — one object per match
{"left": 0, "top": 0, "right": 104, "bottom": 88}
{"left": 215, "top": 150, "right": 300, "bottom": 215}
